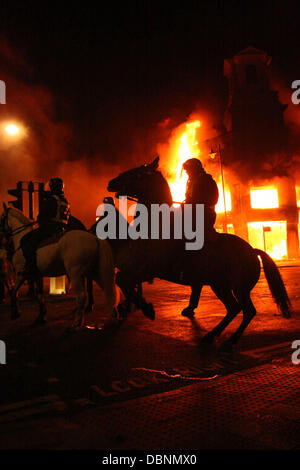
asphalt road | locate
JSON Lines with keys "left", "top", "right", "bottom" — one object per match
{"left": 0, "top": 263, "right": 299, "bottom": 449}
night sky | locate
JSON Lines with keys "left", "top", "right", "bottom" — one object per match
{"left": 0, "top": 1, "right": 299, "bottom": 163}
{"left": 0, "top": 1, "right": 299, "bottom": 223}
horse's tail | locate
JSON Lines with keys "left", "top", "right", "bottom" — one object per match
{"left": 96, "top": 239, "right": 119, "bottom": 311}
{"left": 254, "top": 249, "right": 291, "bottom": 318}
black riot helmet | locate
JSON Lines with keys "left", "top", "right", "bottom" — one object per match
{"left": 182, "top": 158, "right": 204, "bottom": 176}
{"left": 49, "top": 177, "right": 64, "bottom": 195}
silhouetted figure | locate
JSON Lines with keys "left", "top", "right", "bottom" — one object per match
{"left": 183, "top": 158, "right": 219, "bottom": 241}
{"left": 20, "top": 177, "right": 70, "bottom": 277}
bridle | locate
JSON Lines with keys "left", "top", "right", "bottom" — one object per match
{"left": 1, "top": 210, "right": 36, "bottom": 240}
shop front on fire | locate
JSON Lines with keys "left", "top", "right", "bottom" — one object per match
{"left": 164, "top": 46, "right": 300, "bottom": 260}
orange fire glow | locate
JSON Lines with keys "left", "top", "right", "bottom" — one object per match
{"left": 250, "top": 187, "right": 279, "bottom": 209}
{"left": 168, "top": 120, "right": 201, "bottom": 205}
{"left": 164, "top": 120, "right": 287, "bottom": 259}
{"left": 215, "top": 182, "right": 232, "bottom": 213}
{"left": 248, "top": 221, "right": 287, "bottom": 259}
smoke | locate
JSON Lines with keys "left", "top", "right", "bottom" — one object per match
{"left": 2, "top": 35, "right": 300, "bottom": 224}
{"left": 0, "top": 38, "right": 132, "bottom": 226}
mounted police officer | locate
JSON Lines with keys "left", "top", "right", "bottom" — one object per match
{"left": 183, "top": 158, "right": 219, "bottom": 241}
{"left": 20, "top": 177, "right": 70, "bottom": 277}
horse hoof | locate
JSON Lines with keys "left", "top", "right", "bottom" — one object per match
{"left": 118, "top": 301, "right": 130, "bottom": 318}
{"left": 33, "top": 317, "right": 47, "bottom": 326}
{"left": 199, "top": 332, "right": 215, "bottom": 349}
{"left": 220, "top": 340, "right": 234, "bottom": 353}
{"left": 85, "top": 304, "right": 95, "bottom": 314}
{"left": 181, "top": 307, "right": 195, "bottom": 318}
{"left": 103, "top": 319, "right": 120, "bottom": 332}
{"left": 142, "top": 302, "right": 155, "bottom": 321}
{"left": 65, "top": 326, "right": 78, "bottom": 334}
{"left": 71, "top": 320, "right": 84, "bottom": 330}
{"left": 11, "top": 311, "right": 21, "bottom": 320}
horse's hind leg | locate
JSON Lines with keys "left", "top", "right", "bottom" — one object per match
{"left": 182, "top": 284, "right": 203, "bottom": 317}
{"left": 93, "top": 273, "right": 119, "bottom": 324}
{"left": 10, "top": 274, "right": 26, "bottom": 320}
{"left": 85, "top": 277, "right": 95, "bottom": 313}
{"left": 69, "top": 273, "right": 87, "bottom": 328}
{"left": 116, "top": 271, "right": 155, "bottom": 320}
{"left": 10, "top": 288, "right": 20, "bottom": 320}
{"left": 34, "top": 276, "right": 47, "bottom": 326}
{"left": 201, "top": 285, "right": 241, "bottom": 345}
{"left": 222, "top": 288, "right": 256, "bottom": 350}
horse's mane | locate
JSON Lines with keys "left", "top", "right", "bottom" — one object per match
{"left": 150, "top": 170, "right": 173, "bottom": 205}
{"left": 7, "top": 207, "right": 31, "bottom": 224}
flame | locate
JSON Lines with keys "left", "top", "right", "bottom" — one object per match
{"left": 166, "top": 120, "right": 232, "bottom": 213}
{"left": 215, "top": 182, "right": 232, "bottom": 213}
{"left": 168, "top": 120, "right": 201, "bottom": 205}
{"left": 296, "top": 187, "right": 300, "bottom": 207}
{"left": 248, "top": 221, "right": 287, "bottom": 259}
{"left": 250, "top": 187, "right": 279, "bottom": 209}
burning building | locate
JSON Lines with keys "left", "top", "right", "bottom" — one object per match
{"left": 164, "top": 46, "right": 300, "bottom": 260}
{"left": 218, "top": 46, "right": 299, "bottom": 260}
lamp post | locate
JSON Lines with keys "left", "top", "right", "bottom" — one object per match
{"left": 5, "top": 123, "right": 20, "bottom": 136}
{"left": 210, "top": 144, "right": 228, "bottom": 233}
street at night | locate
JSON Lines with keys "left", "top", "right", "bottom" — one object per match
{"left": 0, "top": 262, "right": 299, "bottom": 450}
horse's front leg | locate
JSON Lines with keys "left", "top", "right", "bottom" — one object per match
{"left": 34, "top": 276, "right": 47, "bottom": 325}
{"left": 10, "top": 274, "right": 26, "bottom": 320}
{"left": 85, "top": 277, "right": 95, "bottom": 313}
{"left": 181, "top": 284, "right": 203, "bottom": 318}
{"left": 67, "top": 272, "right": 86, "bottom": 329}
{"left": 116, "top": 272, "right": 155, "bottom": 320}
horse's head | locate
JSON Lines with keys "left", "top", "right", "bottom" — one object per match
{"left": 107, "top": 156, "right": 172, "bottom": 204}
{"left": 0, "top": 204, "right": 30, "bottom": 236}
{"left": 1, "top": 203, "right": 11, "bottom": 236}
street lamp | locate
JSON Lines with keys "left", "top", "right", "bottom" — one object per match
{"left": 209, "top": 144, "right": 228, "bottom": 233}
{"left": 5, "top": 123, "right": 20, "bottom": 136}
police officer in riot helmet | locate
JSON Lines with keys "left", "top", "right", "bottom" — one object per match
{"left": 20, "top": 177, "right": 70, "bottom": 277}
{"left": 183, "top": 158, "right": 219, "bottom": 240}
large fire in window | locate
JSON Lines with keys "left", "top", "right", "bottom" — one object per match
{"left": 168, "top": 120, "right": 201, "bottom": 206}
{"left": 250, "top": 187, "right": 279, "bottom": 209}
{"left": 215, "top": 184, "right": 232, "bottom": 213}
{"left": 248, "top": 221, "right": 287, "bottom": 259}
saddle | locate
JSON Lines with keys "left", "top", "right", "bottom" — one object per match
{"left": 38, "top": 231, "right": 66, "bottom": 249}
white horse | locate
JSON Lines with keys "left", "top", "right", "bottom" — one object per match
{"left": 1, "top": 204, "right": 118, "bottom": 328}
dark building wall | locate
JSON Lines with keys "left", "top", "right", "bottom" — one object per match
{"left": 220, "top": 47, "right": 299, "bottom": 258}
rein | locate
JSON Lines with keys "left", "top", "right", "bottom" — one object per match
{"left": 9, "top": 221, "right": 37, "bottom": 237}
{"left": 116, "top": 194, "right": 181, "bottom": 205}
{"left": 1, "top": 215, "right": 36, "bottom": 257}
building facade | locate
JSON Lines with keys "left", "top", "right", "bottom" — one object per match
{"left": 214, "top": 47, "right": 299, "bottom": 259}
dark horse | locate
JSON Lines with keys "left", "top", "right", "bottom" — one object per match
{"left": 104, "top": 157, "right": 291, "bottom": 350}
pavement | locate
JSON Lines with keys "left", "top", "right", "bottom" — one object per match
{"left": 0, "top": 263, "right": 299, "bottom": 451}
